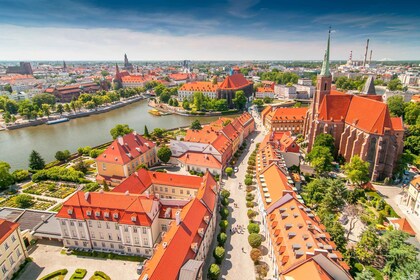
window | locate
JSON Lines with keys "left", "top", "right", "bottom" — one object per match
{"left": 160, "top": 186, "right": 163, "bottom": 192}
{"left": 106, "top": 222, "right": 110, "bottom": 229}
{"left": 70, "top": 221, "right": 74, "bottom": 226}
{"left": 91, "top": 232, "right": 95, "bottom": 239}
{"left": 187, "top": 190, "right": 190, "bottom": 195}
{"left": 113, "top": 213, "right": 119, "bottom": 219}
{"left": 128, "top": 247, "right": 131, "bottom": 253}
{"left": 115, "top": 224, "right": 119, "bottom": 230}
{"left": 2, "top": 265, "right": 7, "bottom": 274}
{"left": 124, "top": 226, "right": 128, "bottom": 232}
{"left": 108, "top": 233, "right": 112, "bottom": 240}
{"left": 72, "top": 230, "right": 77, "bottom": 238}
{"left": 119, "top": 244, "right": 124, "bottom": 250}
{"left": 9, "top": 255, "right": 14, "bottom": 265}
{"left": 142, "top": 228, "right": 147, "bottom": 234}
{"left": 11, "top": 235, "right": 16, "bottom": 242}
{"left": 81, "top": 232, "right": 85, "bottom": 238}
{"left": 102, "top": 163, "right": 106, "bottom": 170}
{"left": 17, "top": 248, "right": 21, "bottom": 257}
{"left": 95, "top": 211, "right": 100, "bottom": 217}
{"left": 136, "top": 248, "right": 140, "bottom": 253}
{"left": 102, "top": 242, "right": 106, "bottom": 248}
{"left": 83, "top": 242, "right": 88, "bottom": 247}
{"left": 87, "top": 210, "right": 91, "bottom": 216}
{"left": 110, "top": 243, "right": 114, "bottom": 249}
{"left": 64, "top": 229, "right": 69, "bottom": 237}
{"left": 88, "top": 220, "right": 92, "bottom": 227}
{"left": 78, "top": 222, "right": 83, "bottom": 227}
{"left": 143, "top": 238, "right": 149, "bottom": 246}
{"left": 4, "top": 242, "right": 9, "bottom": 250}
{"left": 75, "top": 241, "right": 79, "bottom": 246}
{"left": 126, "top": 236, "right": 130, "bottom": 243}
{"left": 172, "top": 188, "right": 175, "bottom": 194}
{"left": 97, "top": 221, "right": 101, "bottom": 228}
{"left": 100, "top": 232, "right": 104, "bottom": 239}
{"left": 165, "top": 187, "right": 168, "bottom": 192}
{"left": 93, "top": 242, "right": 97, "bottom": 246}
{"left": 134, "top": 236, "right": 139, "bottom": 244}
{"left": 133, "top": 227, "right": 137, "bottom": 233}
{"left": 162, "top": 224, "right": 168, "bottom": 232}
{"left": 61, "top": 220, "right": 66, "bottom": 225}
{"left": 104, "top": 212, "right": 109, "bottom": 218}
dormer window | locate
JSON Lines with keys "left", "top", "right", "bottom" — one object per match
{"left": 95, "top": 211, "right": 100, "bottom": 217}
{"left": 104, "top": 212, "right": 109, "bottom": 218}
{"left": 113, "top": 213, "right": 119, "bottom": 219}
{"left": 67, "top": 208, "right": 73, "bottom": 215}
{"left": 131, "top": 216, "right": 137, "bottom": 222}
{"left": 86, "top": 210, "right": 91, "bottom": 216}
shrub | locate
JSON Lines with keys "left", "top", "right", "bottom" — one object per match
{"left": 213, "top": 246, "right": 225, "bottom": 264}
{"left": 244, "top": 177, "right": 253, "bottom": 186}
{"left": 247, "top": 209, "right": 257, "bottom": 219}
{"left": 89, "top": 149, "right": 104, "bottom": 158}
{"left": 256, "top": 263, "right": 269, "bottom": 279}
{"left": 221, "top": 189, "right": 230, "bottom": 198}
{"left": 12, "top": 169, "right": 30, "bottom": 182}
{"left": 90, "top": 271, "right": 111, "bottom": 280}
{"left": 32, "top": 166, "right": 87, "bottom": 183}
{"left": 246, "top": 186, "right": 254, "bottom": 192}
{"left": 365, "top": 266, "right": 384, "bottom": 280}
{"left": 39, "top": 269, "right": 68, "bottom": 280}
{"left": 15, "top": 194, "right": 34, "bottom": 208}
{"left": 246, "top": 193, "right": 254, "bottom": 201}
{"left": 220, "top": 207, "right": 229, "bottom": 219}
{"left": 70, "top": 268, "right": 87, "bottom": 280}
{"left": 247, "top": 223, "right": 260, "bottom": 234}
{"left": 221, "top": 197, "right": 229, "bottom": 206}
{"left": 219, "top": 220, "right": 228, "bottom": 232}
{"left": 248, "top": 233, "right": 262, "bottom": 248}
{"left": 354, "top": 263, "right": 364, "bottom": 273}
{"left": 246, "top": 201, "right": 254, "bottom": 208}
{"left": 217, "top": 232, "right": 227, "bottom": 246}
{"left": 84, "top": 182, "right": 100, "bottom": 192}
{"left": 250, "top": 248, "right": 262, "bottom": 264}
{"left": 208, "top": 264, "right": 220, "bottom": 280}
{"left": 225, "top": 167, "right": 233, "bottom": 176}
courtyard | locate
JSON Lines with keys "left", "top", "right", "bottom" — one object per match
{"left": 17, "top": 240, "right": 139, "bottom": 280}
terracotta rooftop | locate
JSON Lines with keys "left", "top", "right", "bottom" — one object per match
{"left": 219, "top": 73, "right": 252, "bottom": 90}
{"left": 268, "top": 107, "right": 308, "bottom": 121}
{"left": 179, "top": 81, "right": 219, "bottom": 92}
{"left": 178, "top": 152, "right": 222, "bottom": 169}
{"left": 0, "top": 218, "right": 19, "bottom": 244}
{"left": 390, "top": 218, "right": 416, "bottom": 236}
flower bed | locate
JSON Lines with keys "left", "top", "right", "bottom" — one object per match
{"left": 23, "top": 181, "right": 76, "bottom": 199}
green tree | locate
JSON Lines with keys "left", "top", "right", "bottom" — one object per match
{"left": 101, "top": 70, "right": 109, "bottom": 77}
{"left": 29, "top": 150, "right": 45, "bottom": 170}
{"left": 219, "top": 220, "right": 228, "bottom": 232}
{"left": 144, "top": 125, "right": 150, "bottom": 137}
{"left": 84, "top": 101, "right": 96, "bottom": 110}
{"left": 387, "top": 95, "right": 405, "bottom": 117}
{"left": 193, "top": 91, "right": 204, "bottom": 110}
{"left": 208, "top": 264, "right": 220, "bottom": 280}
{"left": 213, "top": 246, "right": 225, "bottom": 264}
{"left": 152, "top": 128, "right": 165, "bottom": 138}
{"left": 110, "top": 124, "right": 133, "bottom": 139}
{"left": 247, "top": 223, "right": 260, "bottom": 234}
{"left": 387, "top": 78, "right": 404, "bottom": 91}
{"left": 0, "top": 161, "right": 15, "bottom": 189}
{"left": 32, "top": 93, "right": 56, "bottom": 107}
{"left": 157, "top": 146, "right": 172, "bottom": 163}
{"left": 302, "top": 178, "right": 326, "bottom": 205}
{"left": 263, "top": 96, "right": 272, "bottom": 104}
{"left": 392, "top": 260, "right": 420, "bottom": 280}
{"left": 15, "top": 194, "right": 34, "bottom": 208}
{"left": 250, "top": 248, "right": 262, "bottom": 264}
{"left": 322, "top": 179, "right": 347, "bottom": 212}
{"left": 248, "top": 233, "right": 262, "bottom": 248}
{"left": 182, "top": 99, "right": 190, "bottom": 110}
{"left": 220, "top": 207, "right": 229, "bottom": 219}
{"left": 355, "top": 227, "right": 379, "bottom": 265}
{"left": 233, "top": 90, "right": 247, "bottom": 110}
{"left": 344, "top": 155, "right": 370, "bottom": 186}
{"left": 313, "top": 134, "right": 336, "bottom": 153}
{"left": 41, "top": 104, "right": 51, "bottom": 118}
{"left": 252, "top": 99, "right": 264, "bottom": 107}
{"left": 307, "top": 146, "right": 334, "bottom": 175}
{"left": 191, "top": 119, "right": 202, "bottom": 130}
{"left": 217, "top": 232, "right": 227, "bottom": 246}
{"left": 159, "top": 91, "right": 171, "bottom": 103}
{"left": 64, "top": 103, "right": 71, "bottom": 113}
{"left": 4, "top": 84, "right": 12, "bottom": 93}
{"left": 225, "top": 167, "right": 233, "bottom": 177}
{"left": 355, "top": 269, "right": 375, "bottom": 280}
{"left": 73, "top": 158, "right": 89, "bottom": 174}
{"left": 56, "top": 103, "right": 64, "bottom": 115}
{"left": 55, "top": 150, "right": 71, "bottom": 162}
{"left": 404, "top": 102, "right": 420, "bottom": 125}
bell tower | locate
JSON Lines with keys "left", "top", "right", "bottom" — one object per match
{"left": 312, "top": 28, "right": 332, "bottom": 114}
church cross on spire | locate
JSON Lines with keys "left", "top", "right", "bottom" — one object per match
{"left": 320, "top": 27, "right": 331, "bottom": 77}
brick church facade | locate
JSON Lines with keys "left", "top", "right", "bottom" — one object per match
{"left": 303, "top": 30, "right": 404, "bottom": 181}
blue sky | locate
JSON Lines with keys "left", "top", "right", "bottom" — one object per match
{"left": 0, "top": 0, "right": 419, "bottom": 60}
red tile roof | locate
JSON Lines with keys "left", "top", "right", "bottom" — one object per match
{"left": 96, "top": 132, "right": 155, "bottom": 165}
{"left": 268, "top": 107, "right": 308, "bottom": 121}
{"left": 179, "top": 81, "right": 219, "bottom": 92}
{"left": 0, "top": 218, "right": 19, "bottom": 244}
{"left": 169, "top": 73, "right": 189, "bottom": 81}
{"left": 177, "top": 152, "right": 222, "bottom": 169}
{"left": 318, "top": 95, "right": 352, "bottom": 121}
{"left": 219, "top": 73, "right": 252, "bottom": 90}
{"left": 391, "top": 218, "right": 416, "bottom": 236}
{"left": 390, "top": 117, "right": 404, "bottom": 131}
{"left": 184, "top": 127, "right": 219, "bottom": 144}
{"left": 56, "top": 191, "right": 157, "bottom": 226}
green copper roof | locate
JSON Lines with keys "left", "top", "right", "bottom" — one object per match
{"left": 320, "top": 29, "right": 331, "bottom": 77}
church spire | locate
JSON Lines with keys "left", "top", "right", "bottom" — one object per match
{"left": 320, "top": 28, "right": 331, "bottom": 77}
{"left": 115, "top": 63, "right": 120, "bottom": 75}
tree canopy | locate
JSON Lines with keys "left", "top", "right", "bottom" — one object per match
{"left": 190, "top": 119, "right": 202, "bottom": 130}
{"left": 387, "top": 95, "right": 405, "bottom": 117}
{"left": 307, "top": 146, "right": 334, "bottom": 175}
{"left": 0, "top": 161, "right": 14, "bottom": 190}
{"left": 29, "top": 150, "right": 45, "bottom": 170}
{"left": 110, "top": 124, "right": 133, "bottom": 139}
{"left": 233, "top": 90, "right": 247, "bottom": 110}
{"left": 157, "top": 146, "right": 172, "bottom": 163}
{"left": 344, "top": 155, "right": 370, "bottom": 186}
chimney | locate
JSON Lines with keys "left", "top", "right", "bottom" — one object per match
{"left": 145, "top": 191, "right": 149, "bottom": 198}
{"left": 133, "top": 131, "right": 137, "bottom": 135}
{"left": 135, "top": 171, "right": 138, "bottom": 177}
{"left": 117, "top": 136, "right": 124, "bottom": 146}
{"left": 369, "top": 49, "right": 373, "bottom": 65}
{"left": 175, "top": 210, "right": 181, "bottom": 225}
{"left": 84, "top": 192, "right": 90, "bottom": 201}
{"left": 363, "top": 39, "right": 369, "bottom": 67}
{"left": 125, "top": 190, "right": 129, "bottom": 196}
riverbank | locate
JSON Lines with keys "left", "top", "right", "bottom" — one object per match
{"left": 1, "top": 95, "right": 146, "bottom": 131}
{"left": 148, "top": 99, "right": 240, "bottom": 117}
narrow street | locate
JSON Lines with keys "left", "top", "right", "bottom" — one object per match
{"left": 220, "top": 110, "right": 266, "bottom": 280}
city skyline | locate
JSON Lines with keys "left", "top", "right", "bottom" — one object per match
{"left": 0, "top": 0, "right": 419, "bottom": 61}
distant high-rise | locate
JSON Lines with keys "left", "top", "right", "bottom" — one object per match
{"left": 6, "top": 62, "right": 33, "bottom": 75}
{"left": 63, "top": 61, "right": 67, "bottom": 71}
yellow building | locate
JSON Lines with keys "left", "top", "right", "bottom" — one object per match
{"left": 96, "top": 132, "right": 157, "bottom": 186}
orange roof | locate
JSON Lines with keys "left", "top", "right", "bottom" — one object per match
{"left": 121, "top": 75, "right": 150, "bottom": 83}
{"left": 179, "top": 81, "right": 219, "bottom": 92}
{"left": 56, "top": 191, "right": 157, "bottom": 226}
{"left": 391, "top": 117, "right": 404, "bottom": 131}
{"left": 264, "top": 131, "right": 300, "bottom": 153}
{"left": 219, "top": 73, "right": 252, "bottom": 90}
{"left": 237, "top": 112, "right": 254, "bottom": 127}
{"left": 178, "top": 152, "right": 222, "bottom": 169}
{"left": 266, "top": 194, "right": 344, "bottom": 272}
{"left": 258, "top": 163, "right": 294, "bottom": 208}
{"left": 211, "top": 133, "right": 232, "bottom": 155}
{"left": 412, "top": 95, "right": 420, "bottom": 102}
{"left": 113, "top": 169, "right": 205, "bottom": 194}
{"left": 169, "top": 73, "right": 189, "bottom": 81}
{"left": 184, "top": 127, "right": 219, "bottom": 144}
{"left": 0, "top": 218, "right": 19, "bottom": 244}
{"left": 267, "top": 107, "right": 308, "bottom": 121}
{"left": 96, "top": 132, "right": 155, "bottom": 165}
{"left": 391, "top": 218, "right": 416, "bottom": 236}
{"left": 318, "top": 95, "right": 352, "bottom": 121}
{"left": 257, "top": 87, "right": 274, "bottom": 92}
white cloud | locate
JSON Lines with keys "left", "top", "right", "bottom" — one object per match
{"left": 0, "top": 24, "right": 418, "bottom": 61}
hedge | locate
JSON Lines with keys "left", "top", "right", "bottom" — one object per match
{"left": 90, "top": 271, "right": 111, "bottom": 280}
{"left": 70, "top": 268, "right": 87, "bottom": 280}
{"left": 32, "top": 166, "right": 88, "bottom": 183}
{"left": 39, "top": 269, "right": 68, "bottom": 280}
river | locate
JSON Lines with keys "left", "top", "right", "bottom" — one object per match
{"left": 0, "top": 99, "right": 223, "bottom": 170}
